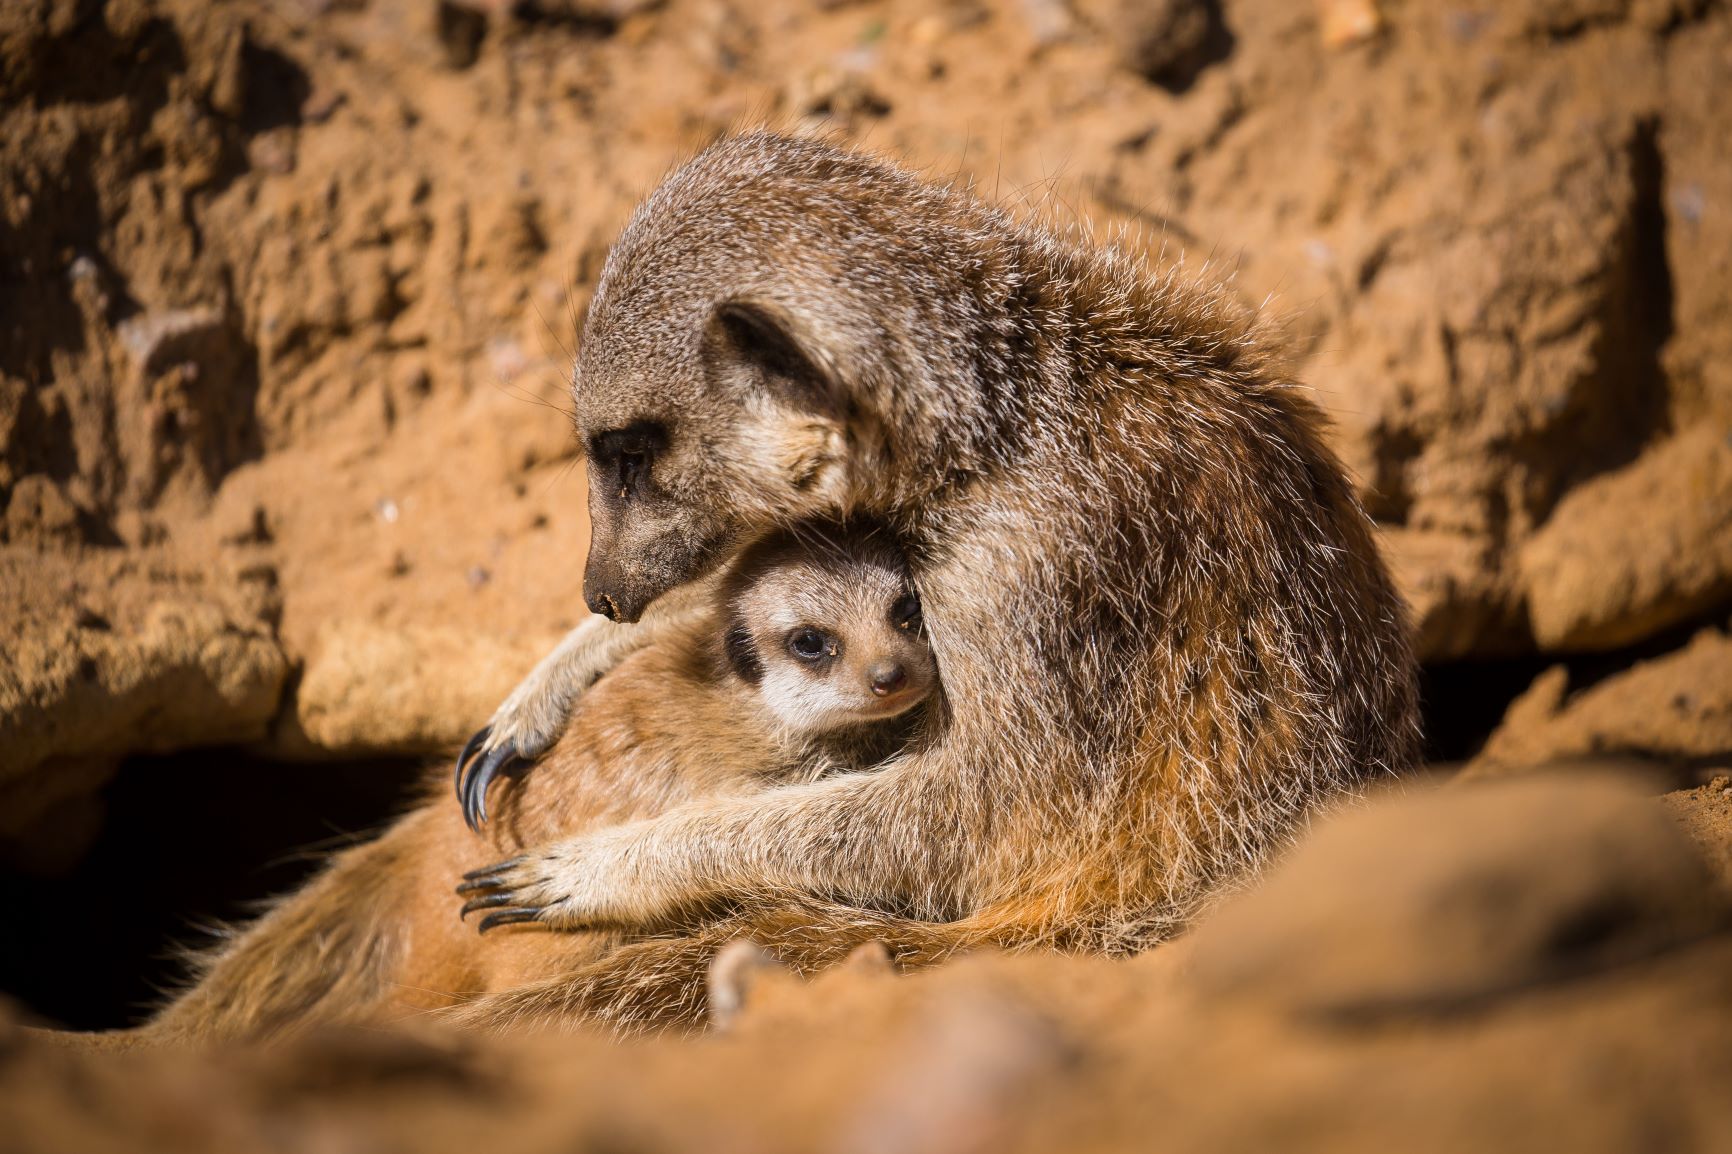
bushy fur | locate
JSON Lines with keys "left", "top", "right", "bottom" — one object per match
{"left": 448, "top": 131, "right": 1421, "bottom": 1030}
{"left": 141, "top": 528, "right": 938, "bottom": 1043}
{"left": 146, "top": 132, "right": 1418, "bottom": 1042}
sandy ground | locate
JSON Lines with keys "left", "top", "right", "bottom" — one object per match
{"left": 4, "top": 0, "right": 1729, "bottom": 793}
{"left": 7, "top": 773, "right": 1732, "bottom": 1153}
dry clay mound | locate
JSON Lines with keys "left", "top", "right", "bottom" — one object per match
{"left": 7, "top": 773, "right": 1732, "bottom": 1152}
{"left": 3, "top": 0, "right": 1731, "bottom": 812}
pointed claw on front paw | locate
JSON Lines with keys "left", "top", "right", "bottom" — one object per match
{"left": 460, "top": 745, "right": 526, "bottom": 833}
{"left": 460, "top": 855, "right": 528, "bottom": 887}
{"left": 454, "top": 726, "right": 491, "bottom": 801}
{"left": 454, "top": 870, "right": 518, "bottom": 897}
{"left": 460, "top": 892, "right": 524, "bottom": 918}
{"left": 477, "top": 908, "right": 544, "bottom": 933}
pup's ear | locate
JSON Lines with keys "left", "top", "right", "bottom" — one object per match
{"left": 705, "top": 297, "right": 845, "bottom": 416}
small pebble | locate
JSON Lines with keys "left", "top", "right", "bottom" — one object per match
{"left": 1318, "top": 0, "right": 1381, "bottom": 48}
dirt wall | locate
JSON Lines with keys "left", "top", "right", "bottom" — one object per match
{"left": 4, "top": 0, "right": 1730, "bottom": 801}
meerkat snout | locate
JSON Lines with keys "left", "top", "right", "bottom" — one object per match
{"left": 869, "top": 662, "right": 907, "bottom": 696}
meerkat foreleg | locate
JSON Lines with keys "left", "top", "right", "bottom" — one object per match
{"left": 456, "top": 760, "right": 980, "bottom": 930}
{"left": 456, "top": 577, "right": 717, "bottom": 828}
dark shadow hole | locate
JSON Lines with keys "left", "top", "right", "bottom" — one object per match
{"left": 240, "top": 41, "right": 312, "bottom": 134}
{"left": 0, "top": 750, "right": 429, "bottom": 1031}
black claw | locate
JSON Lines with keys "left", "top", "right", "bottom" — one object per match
{"left": 454, "top": 726, "right": 490, "bottom": 802}
{"left": 460, "top": 744, "right": 525, "bottom": 833}
{"left": 455, "top": 873, "right": 518, "bottom": 896}
{"left": 460, "top": 892, "right": 522, "bottom": 918}
{"left": 462, "top": 855, "right": 528, "bottom": 883}
{"left": 477, "top": 908, "right": 543, "bottom": 933}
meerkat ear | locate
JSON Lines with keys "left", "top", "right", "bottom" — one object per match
{"left": 706, "top": 297, "right": 846, "bottom": 416}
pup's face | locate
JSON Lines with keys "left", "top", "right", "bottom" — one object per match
{"left": 726, "top": 541, "right": 935, "bottom": 735}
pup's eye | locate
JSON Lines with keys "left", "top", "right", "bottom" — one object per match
{"left": 787, "top": 628, "right": 834, "bottom": 663}
{"left": 890, "top": 593, "right": 922, "bottom": 631}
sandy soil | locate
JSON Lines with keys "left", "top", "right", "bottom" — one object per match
{"left": 4, "top": 0, "right": 1730, "bottom": 791}
{"left": 8, "top": 773, "right": 1732, "bottom": 1153}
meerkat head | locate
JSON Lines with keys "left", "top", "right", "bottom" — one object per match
{"left": 573, "top": 291, "right": 859, "bottom": 624}
{"left": 720, "top": 525, "right": 935, "bottom": 735}
{"left": 569, "top": 133, "right": 990, "bottom": 624}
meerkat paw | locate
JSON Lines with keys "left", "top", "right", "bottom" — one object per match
{"left": 454, "top": 854, "right": 548, "bottom": 931}
{"left": 455, "top": 608, "right": 683, "bottom": 831}
{"left": 455, "top": 854, "right": 563, "bottom": 932}
{"left": 455, "top": 836, "right": 645, "bottom": 932}
{"left": 456, "top": 585, "right": 720, "bottom": 830}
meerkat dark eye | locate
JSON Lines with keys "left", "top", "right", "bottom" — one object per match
{"left": 589, "top": 421, "right": 667, "bottom": 501}
{"left": 617, "top": 450, "right": 649, "bottom": 497}
{"left": 787, "top": 628, "right": 835, "bottom": 663}
{"left": 890, "top": 592, "right": 922, "bottom": 631}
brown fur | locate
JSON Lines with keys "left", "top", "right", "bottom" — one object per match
{"left": 146, "top": 527, "right": 932, "bottom": 1043}
{"left": 143, "top": 620, "right": 726, "bottom": 1042}
{"left": 443, "top": 130, "right": 1421, "bottom": 1033}
{"left": 152, "top": 130, "right": 1420, "bottom": 1042}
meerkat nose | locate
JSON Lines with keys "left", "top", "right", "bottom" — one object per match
{"left": 869, "top": 663, "right": 907, "bottom": 696}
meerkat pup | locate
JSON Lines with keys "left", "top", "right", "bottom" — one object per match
{"left": 449, "top": 131, "right": 1421, "bottom": 1024}
{"left": 142, "top": 521, "right": 935, "bottom": 1043}
{"left": 460, "top": 523, "right": 937, "bottom": 931}
{"left": 456, "top": 521, "right": 938, "bottom": 868}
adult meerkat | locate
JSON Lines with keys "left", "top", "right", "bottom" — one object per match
{"left": 142, "top": 524, "right": 935, "bottom": 1043}
{"left": 452, "top": 132, "right": 1420, "bottom": 999}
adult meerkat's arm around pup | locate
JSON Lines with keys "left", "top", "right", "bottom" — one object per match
{"left": 458, "top": 757, "right": 979, "bottom": 931}
{"left": 456, "top": 577, "right": 716, "bottom": 829}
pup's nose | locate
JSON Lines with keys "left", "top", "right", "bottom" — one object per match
{"left": 869, "top": 663, "right": 907, "bottom": 696}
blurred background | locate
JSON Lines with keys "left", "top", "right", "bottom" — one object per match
{"left": 0, "top": 0, "right": 1728, "bottom": 1071}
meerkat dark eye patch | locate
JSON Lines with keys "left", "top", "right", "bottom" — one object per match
{"left": 589, "top": 421, "right": 667, "bottom": 500}
{"left": 724, "top": 623, "right": 763, "bottom": 684}
{"left": 890, "top": 592, "right": 922, "bottom": 631}
{"left": 588, "top": 421, "right": 667, "bottom": 462}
